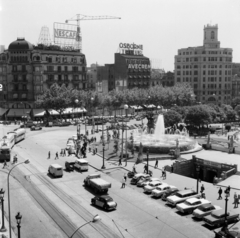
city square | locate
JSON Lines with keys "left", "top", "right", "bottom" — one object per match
{"left": 1, "top": 0, "right": 240, "bottom": 238}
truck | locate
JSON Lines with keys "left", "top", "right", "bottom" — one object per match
{"left": 84, "top": 174, "right": 111, "bottom": 193}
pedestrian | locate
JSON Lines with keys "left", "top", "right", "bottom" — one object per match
{"left": 133, "top": 164, "right": 136, "bottom": 173}
{"left": 63, "top": 149, "right": 66, "bottom": 156}
{"left": 124, "top": 173, "right": 127, "bottom": 182}
{"left": 60, "top": 149, "right": 63, "bottom": 157}
{"left": 55, "top": 152, "right": 59, "bottom": 160}
{"left": 201, "top": 192, "right": 206, "bottom": 199}
{"left": 118, "top": 157, "right": 122, "bottom": 166}
{"left": 163, "top": 171, "right": 167, "bottom": 180}
{"left": 2, "top": 160, "right": 8, "bottom": 169}
{"left": 154, "top": 159, "right": 158, "bottom": 168}
{"left": 121, "top": 177, "right": 125, "bottom": 188}
{"left": 171, "top": 165, "right": 174, "bottom": 173}
{"left": 227, "top": 186, "right": 231, "bottom": 195}
{"left": 144, "top": 164, "right": 148, "bottom": 173}
{"left": 218, "top": 187, "right": 223, "bottom": 200}
{"left": 233, "top": 192, "right": 238, "bottom": 208}
{"left": 200, "top": 184, "right": 205, "bottom": 194}
{"left": 48, "top": 151, "right": 51, "bottom": 159}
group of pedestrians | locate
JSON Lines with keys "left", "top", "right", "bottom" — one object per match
{"left": 2, "top": 154, "right": 18, "bottom": 169}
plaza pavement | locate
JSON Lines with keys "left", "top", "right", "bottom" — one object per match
{"left": 0, "top": 123, "right": 240, "bottom": 237}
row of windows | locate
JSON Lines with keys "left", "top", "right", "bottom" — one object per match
{"left": 179, "top": 51, "right": 231, "bottom": 56}
{"left": 11, "top": 56, "right": 28, "bottom": 62}
{"left": 12, "top": 84, "right": 28, "bottom": 91}
{"left": 202, "top": 84, "right": 231, "bottom": 89}
{"left": 177, "top": 70, "right": 232, "bottom": 76}
{"left": 46, "top": 66, "right": 84, "bottom": 72}
{"left": 177, "top": 65, "right": 232, "bottom": 69}
{"left": 176, "top": 77, "right": 232, "bottom": 82}
{"left": 176, "top": 57, "right": 232, "bottom": 63}
{"left": 46, "top": 75, "right": 84, "bottom": 80}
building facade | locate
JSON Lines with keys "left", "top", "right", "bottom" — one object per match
{"left": 0, "top": 38, "right": 87, "bottom": 119}
{"left": 86, "top": 63, "right": 98, "bottom": 91}
{"left": 174, "top": 24, "right": 232, "bottom": 105}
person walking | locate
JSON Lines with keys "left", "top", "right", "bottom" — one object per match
{"left": 2, "top": 160, "right": 8, "bottom": 169}
{"left": 234, "top": 192, "right": 238, "bottom": 208}
{"left": 218, "top": 187, "right": 223, "bottom": 200}
{"left": 48, "top": 151, "right": 51, "bottom": 159}
{"left": 200, "top": 184, "right": 205, "bottom": 194}
{"left": 163, "top": 171, "right": 167, "bottom": 180}
{"left": 133, "top": 164, "right": 136, "bottom": 173}
{"left": 171, "top": 165, "right": 174, "bottom": 173}
{"left": 124, "top": 173, "right": 127, "bottom": 182}
{"left": 55, "top": 152, "right": 59, "bottom": 160}
{"left": 144, "top": 164, "right": 148, "bottom": 173}
{"left": 154, "top": 159, "right": 158, "bottom": 168}
{"left": 121, "top": 177, "right": 125, "bottom": 188}
{"left": 118, "top": 157, "right": 122, "bottom": 166}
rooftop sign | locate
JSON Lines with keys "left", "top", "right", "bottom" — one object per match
{"left": 119, "top": 42, "right": 143, "bottom": 56}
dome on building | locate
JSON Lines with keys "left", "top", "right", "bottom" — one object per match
{"left": 8, "top": 38, "right": 33, "bottom": 50}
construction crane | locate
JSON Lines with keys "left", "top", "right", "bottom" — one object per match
{"left": 65, "top": 14, "right": 121, "bottom": 52}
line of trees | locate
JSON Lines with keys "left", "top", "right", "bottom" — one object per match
{"left": 35, "top": 83, "right": 239, "bottom": 127}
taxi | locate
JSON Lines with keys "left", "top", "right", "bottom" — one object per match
{"left": 91, "top": 195, "right": 117, "bottom": 211}
{"left": 144, "top": 181, "right": 165, "bottom": 194}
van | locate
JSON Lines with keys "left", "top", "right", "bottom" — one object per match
{"left": 48, "top": 164, "right": 63, "bottom": 178}
{"left": 74, "top": 159, "right": 88, "bottom": 172}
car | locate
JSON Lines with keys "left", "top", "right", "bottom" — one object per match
{"left": 59, "top": 121, "right": 71, "bottom": 127}
{"left": 144, "top": 181, "right": 166, "bottom": 194}
{"left": 31, "top": 125, "right": 42, "bottom": 131}
{"left": 3, "top": 121, "right": 11, "bottom": 125}
{"left": 65, "top": 162, "right": 75, "bottom": 172}
{"left": 130, "top": 173, "right": 151, "bottom": 185}
{"left": 203, "top": 209, "right": 239, "bottom": 227}
{"left": 176, "top": 198, "right": 211, "bottom": 214}
{"left": 192, "top": 204, "right": 221, "bottom": 219}
{"left": 137, "top": 177, "right": 160, "bottom": 187}
{"left": 162, "top": 187, "right": 179, "bottom": 201}
{"left": 152, "top": 185, "right": 177, "bottom": 198}
{"left": 166, "top": 189, "right": 201, "bottom": 207}
{"left": 91, "top": 195, "right": 117, "bottom": 211}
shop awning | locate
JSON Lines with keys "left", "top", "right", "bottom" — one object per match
{"left": 63, "top": 107, "right": 74, "bottom": 114}
{"left": 48, "top": 109, "right": 59, "bottom": 115}
{"left": 33, "top": 109, "right": 46, "bottom": 117}
{"left": 7, "top": 109, "right": 31, "bottom": 117}
{"left": 74, "top": 108, "right": 86, "bottom": 113}
{"left": 0, "top": 108, "right": 8, "bottom": 116}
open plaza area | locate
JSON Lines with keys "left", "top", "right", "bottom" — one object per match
{"left": 0, "top": 119, "right": 240, "bottom": 238}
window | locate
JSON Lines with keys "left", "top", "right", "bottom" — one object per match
{"left": 194, "top": 77, "right": 198, "bottom": 82}
{"left": 211, "top": 31, "right": 215, "bottom": 39}
{"left": 58, "top": 66, "right": 61, "bottom": 72}
{"left": 194, "top": 71, "right": 198, "bottom": 75}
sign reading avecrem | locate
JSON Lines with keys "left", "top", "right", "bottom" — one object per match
{"left": 128, "top": 64, "right": 151, "bottom": 69}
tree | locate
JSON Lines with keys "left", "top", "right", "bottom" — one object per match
{"left": 221, "top": 104, "right": 236, "bottom": 121}
{"left": 163, "top": 110, "right": 182, "bottom": 128}
{"left": 35, "top": 83, "right": 72, "bottom": 118}
{"left": 234, "top": 105, "right": 240, "bottom": 118}
{"left": 185, "top": 105, "right": 212, "bottom": 127}
{"left": 231, "top": 97, "right": 240, "bottom": 109}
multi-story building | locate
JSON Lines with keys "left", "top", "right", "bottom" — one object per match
{"left": 150, "top": 69, "right": 174, "bottom": 87}
{"left": 86, "top": 63, "right": 98, "bottom": 91}
{"left": 0, "top": 38, "right": 87, "bottom": 119}
{"left": 232, "top": 63, "right": 240, "bottom": 99}
{"left": 174, "top": 24, "right": 232, "bottom": 104}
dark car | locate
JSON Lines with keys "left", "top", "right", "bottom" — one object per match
{"left": 3, "top": 121, "right": 11, "bottom": 125}
{"left": 161, "top": 187, "right": 179, "bottom": 201}
{"left": 59, "top": 122, "right": 71, "bottom": 127}
{"left": 203, "top": 209, "right": 239, "bottom": 227}
{"left": 31, "top": 125, "right": 42, "bottom": 131}
{"left": 91, "top": 195, "right": 117, "bottom": 211}
{"left": 65, "top": 162, "right": 75, "bottom": 172}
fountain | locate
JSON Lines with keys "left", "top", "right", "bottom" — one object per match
{"left": 133, "top": 114, "right": 202, "bottom": 154}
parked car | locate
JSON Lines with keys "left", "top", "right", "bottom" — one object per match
{"left": 166, "top": 189, "right": 201, "bottom": 207}
{"left": 48, "top": 164, "right": 63, "bottom": 178}
{"left": 65, "top": 162, "right": 75, "bottom": 172}
{"left": 176, "top": 198, "right": 211, "bottom": 214}
{"left": 60, "top": 121, "right": 71, "bottom": 127}
{"left": 31, "top": 125, "right": 42, "bottom": 131}
{"left": 152, "top": 185, "right": 177, "bottom": 198}
{"left": 162, "top": 187, "right": 179, "bottom": 201}
{"left": 144, "top": 181, "right": 166, "bottom": 194}
{"left": 91, "top": 195, "right": 117, "bottom": 211}
{"left": 137, "top": 177, "right": 160, "bottom": 187}
{"left": 203, "top": 209, "right": 239, "bottom": 227}
{"left": 130, "top": 173, "right": 151, "bottom": 185}
{"left": 192, "top": 204, "right": 221, "bottom": 219}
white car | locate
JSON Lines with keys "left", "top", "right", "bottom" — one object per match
{"left": 166, "top": 189, "right": 201, "bottom": 207}
{"left": 193, "top": 204, "right": 221, "bottom": 219}
{"left": 176, "top": 198, "right": 211, "bottom": 214}
{"left": 151, "top": 185, "right": 176, "bottom": 198}
{"left": 144, "top": 181, "right": 166, "bottom": 194}
{"left": 138, "top": 177, "right": 161, "bottom": 187}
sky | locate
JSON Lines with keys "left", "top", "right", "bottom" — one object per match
{"left": 0, "top": 0, "right": 240, "bottom": 71}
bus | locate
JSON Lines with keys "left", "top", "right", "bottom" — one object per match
{"left": 88, "top": 116, "right": 107, "bottom": 125}
{"left": 0, "top": 138, "right": 11, "bottom": 162}
{"left": 4, "top": 133, "right": 15, "bottom": 149}
{"left": 13, "top": 128, "right": 26, "bottom": 143}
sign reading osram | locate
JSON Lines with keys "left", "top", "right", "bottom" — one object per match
{"left": 54, "top": 29, "right": 77, "bottom": 39}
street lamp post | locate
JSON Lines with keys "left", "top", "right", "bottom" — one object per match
{"left": 7, "top": 160, "right": 30, "bottom": 238}
{"left": 0, "top": 188, "right": 7, "bottom": 232}
{"left": 147, "top": 149, "right": 149, "bottom": 174}
{"left": 70, "top": 215, "right": 101, "bottom": 238}
{"left": 15, "top": 212, "right": 22, "bottom": 238}
{"left": 101, "top": 143, "right": 105, "bottom": 169}
{"left": 91, "top": 97, "right": 94, "bottom": 133}
{"left": 196, "top": 166, "right": 200, "bottom": 193}
{"left": 75, "top": 99, "right": 79, "bottom": 138}
{"left": 124, "top": 105, "right": 128, "bottom": 166}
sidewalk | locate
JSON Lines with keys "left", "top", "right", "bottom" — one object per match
{"left": 0, "top": 210, "right": 17, "bottom": 238}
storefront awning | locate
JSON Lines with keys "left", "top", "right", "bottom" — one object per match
{"left": 74, "top": 108, "right": 86, "bottom": 113}
{"left": 7, "top": 109, "right": 31, "bottom": 117}
{"left": 0, "top": 108, "right": 8, "bottom": 116}
{"left": 63, "top": 107, "right": 74, "bottom": 114}
{"left": 33, "top": 109, "right": 45, "bottom": 117}
{"left": 48, "top": 109, "right": 59, "bottom": 115}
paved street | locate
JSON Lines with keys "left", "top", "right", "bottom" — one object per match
{"left": 0, "top": 123, "right": 239, "bottom": 238}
